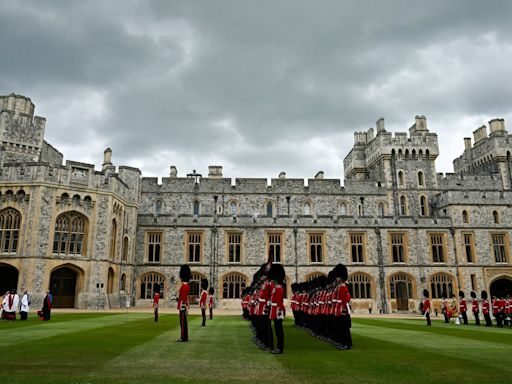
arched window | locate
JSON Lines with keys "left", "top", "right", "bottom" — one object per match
{"left": 348, "top": 273, "right": 373, "bottom": 299}
{"left": 109, "top": 219, "right": 117, "bottom": 260}
{"left": 305, "top": 272, "right": 326, "bottom": 281}
{"left": 139, "top": 272, "right": 165, "bottom": 299}
{"left": 399, "top": 195, "right": 407, "bottom": 215}
{"left": 339, "top": 202, "right": 348, "bottom": 216}
{"left": 189, "top": 272, "right": 207, "bottom": 302}
{"left": 122, "top": 236, "right": 129, "bottom": 262}
{"left": 378, "top": 202, "right": 385, "bottom": 217}
{"left": 429, "top": 273, "right": 454, "bottom": 299}
{"left": 155, "top": 200, "right": 163, "bottom": 216}
{"left": 420, "top": 196, "right": 428, "bottom": 216}
{"left": 398, "top": 171, "right": 404, "bottom": 186}
{"left": 222, "top": 273, "right": 247, "bottom": 299}
{"left": 120, "top": 273, "right": 127, "bottom": 292}
{"left": 418, "top": 171, "right": 424, "bottom": 187}
{"left": 493, "top": 210, "right": 500, "bottom": 224}
{"left": 266, "top": 202, "right": 274, "bottom": 218}
{"left": 462, "top": 210, "right": 469, "bottom": 224}
{"left": 229, "top": 200, "right": 238, "bottom": 216}
{"left": 389, "top": 273, "right": 414, "bottom": 299}
{"left": 53, "top": 212, "right": 87, "bottom": 256}
{"left": 303, "top": 202, "right": 311, "bottom": 216}
{"left": 0, "top": 208, "right": 21, "bottom": 254}
{"left": 193, "top": 200, "right": 200, "bottom": 215}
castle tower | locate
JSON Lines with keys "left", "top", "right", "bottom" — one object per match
{"left": 0, "top": 94, "right": 46, "bottom": 163}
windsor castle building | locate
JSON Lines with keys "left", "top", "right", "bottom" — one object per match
{"left": 1, "top": 93, "right": 511, "bottom": 312}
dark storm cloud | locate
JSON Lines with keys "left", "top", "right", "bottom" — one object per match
{"left": 1, "top": 0, "right": 512, "bottom": 180}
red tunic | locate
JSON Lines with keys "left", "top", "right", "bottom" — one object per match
{"left": 177, "top": 282, "right": 190, "bottom": 310}
{"left": 153, "top": 292, "right": 160, "bottom": 307}
{"left": 492, "top": 299, "right": 499, "bottom": 315}
{"left": 335, "top": 283, "right": 351, "bottom": 317}
{"left": 270, "top": 284, "right": 285, "bottom": 320}
{"left": 482, "top": 299, "right": 490, "bottom": 315}
{"left": 208, "top": 294, "right": 214, "bottom": 309}
{"left": 472, "top": 299, "right": 479, "bottom": 313}
{"left": 199, "top": 290, "right": 207, "bottom": 309}
{"left": 422, "top": 298, "right": 431, "bottom": 313}
{"left": 459, "top": 299, "right": 467, "bottom": 313}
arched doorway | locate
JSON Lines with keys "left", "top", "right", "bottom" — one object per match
{"left": 389, "top": 273, "right": 414, "bottom": 311}
{"left": 490, "top": 276, "right": 512, "bottom": 298}
{"left": 50, "top": 267, "right": 77, "bottom": 308}
{"left": 107, "top": 268, "right": 115, "bottom": 294}
{"left": 0, "top": 264, "right": 18, "bottom": 294}
{"left": 189, "top": 272, "right": 206, "bottom": 304}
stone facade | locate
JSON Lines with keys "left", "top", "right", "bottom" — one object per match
{"left": 0, "top": 94, "right": 511, "bottom": 313}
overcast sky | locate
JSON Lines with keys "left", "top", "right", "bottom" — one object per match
{"left": 1, "top": 1, "right": 511, "bottom": 181}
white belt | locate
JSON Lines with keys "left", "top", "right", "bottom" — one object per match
{"left": 271, "top": 303, "right": 277, "bottom": 306}
{"left": 258, "top": 298, "right": 266, "bottom": 302}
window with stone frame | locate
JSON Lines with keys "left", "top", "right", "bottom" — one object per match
{"left": 146, "top": 232, "right": 162, "bottom": 263}
{"left": 349, "top": 232, "right": 365, "bottom": 263}
{"left": 429, "top": 273, "right": 454, "bottom": 299}
{"left": 227, "top": 232, "right": 242, "bottom": 263}
{"left": 339, "top": 202, "right": 348, "bottom": 216}
{"left": 418, "top": 171, "right": 424, "bottom": 187}
{"left": 193, "top": 200, "right": 200, "bottom": 215}
{"left": 139, "top": 272, "right": 165, "bottom": 299}
{"left": 462, "top": 210, "right": 469, "bottom": 224}
{"left": 419, "top": 196, "right": 428, "bottom": 216}
{"left": 306, "top": 272, "right": 326, "bottom": 281}
{"left": 389, "top": 232, "right": 407, "bottom": 263}
{"left": 229, "top": 200, "right": 238, "bottom": 216}
{"left": 398, "top": 171, "right": 404, "bottom": 187}
{"left": 222, "top": 273, "right": 247, "bottom": 299}
{"left": 429, "top": 233, "right": 446, "bottom": 263}
{"left": 109, "top": 219, "right": 117, "bottom": 260}
{"left": 348, "top": 273, "right": 372, "bottom": 299}
{"left": 0, "top": 208, "right": 21, "bottom": 254}
{"left": 53, "top": 211, "right": 87, "bottom": 256}
{"left": 186, "top": 231, "right": 203, "bottom": 263}
{"left": 463, "top": 232, "right": 475, "bottom": 263}
{"left": 122, "top": 236, "right": 129, "bottom": 262}
{"left": 399, "top": 195, "right": 408, "bottom": 215}
{"left": 491, "top": 233, "right": 509, "bottom": 263}
{"left": 308, "top": 232, "right": 324, "bottom": 263}
{"left": 120, "top": 273, "right": 127, "bottom": 292}
{"left": 266, "top": 201, "right": 274, "bottom": 218}
{"left": 267, "top": 232, "right": 283, "bottom": 263}
{"left": 493, "top": 210, "right": 500, "bottom": 224}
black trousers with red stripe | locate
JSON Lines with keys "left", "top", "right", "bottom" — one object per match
{"left": 180, "top": 308, "right": 188, "bottom": 341}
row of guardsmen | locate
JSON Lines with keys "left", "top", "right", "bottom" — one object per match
{"left": 421, "top": 289, "right": 512, "bottom": 327}
{"left": 241, "top": 263, "right": 353, "bottom": 352}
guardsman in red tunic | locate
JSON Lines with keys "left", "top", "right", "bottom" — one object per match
{"left": 459, "top": 290, "right": 468, "bottom": 325}
{"left": 177, "top": 264, "right": 191, "bottom": 342}
{"left": 470, "top": 291, "right": 480, "bottom": 326}
{"left": 269, "top": 263, "right": 286, "bottom": 354}
{"left": 497, "top": 295, "right": 506, "bottom": 328}
{"left": 492, "top": 296, "right": 500, "bottom": 327}
{"left": 506, "top": 295, "right": 512, "bottom": 327}
{"left": 333, "top": 263, "right": 352, "bottom": 350}
{"left": 441, "top": 295, "right": 450, "bottom": 323}
{"left": 153, "top": 283, "right": 161, "bottom": 322}
{"left": 481, "top": 290, "right": 492, "bottom": 327}
{"left": 199, "top": 278, "right": 208, "bottom": 327}
{"left": 208, "top": 287, "right": 215, "bottom": 320}
{"left": 422, "top": 289, "right": 431, "bottom": 326}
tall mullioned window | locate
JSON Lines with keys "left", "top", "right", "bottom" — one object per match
{"left": 227, "top": 232, "right": 242, "bottom": 263}
{"left": 267, "top": 232, "right": 283, "bottom": 263}
{"left": 390, "top": 233, "right": 406, "bottom": 263}
{"left": 420, "top": 196, "right": 428, "bottom": 216}
{"left": 0, "top": 208, "right": 21, "bottom": 254}
{"left": 308, "top": 233, "right": 324, "bottom": 263}
{"left": 348, "top": 273, "right": 372, "bottom": 299}
{"left": 350, "top": 233, "right": 365, "bottom": 263}
{"left": 492, "top": 234, "right": 508, "bottom": 263}
{"left": 463, "top": 233, "right": 475, "bottom": 263}
{"left": 187, "top": 232, "right": 203, "bottom": 263}
{"left": 429, "top": 273, "right": 454, "bottom": 299}
{"left": 146, "top": 232, "right": 162, "bottom": 263}
{"left": 109, "top": 219, "right": 117, "bottom": 260}
{"left": 430, "top": 233, "right": 445, "bottom": 263}
{"left": 139, "top": 273, "right": 165, "bottom": 299}
{"left": 53, "top": 212, "right": 87, "bottom": 256}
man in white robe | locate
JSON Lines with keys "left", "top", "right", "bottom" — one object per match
{"left": 2, "top": 290, "right": 20, "bottom": 320}
{"left": 20, "top": 290, "right": 30, "bottom": 320}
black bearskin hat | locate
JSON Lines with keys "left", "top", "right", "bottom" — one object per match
{"left": 459, "top": 290, "right": 465, "bottom": 298}
{"left": 318, "top": 275, "right": 327, "bottom": 288}
{"left": 291, "top": 283, "right": 298, "bottom": 293}
{"left": 470, "top": 291, "right": 477, "bottom": 299}
{"left": 179, "top": 264, "right": 192, "bottom": 282}
{"left": 481, "top": 290, "right": 488, "bottom": 300}
{"left": 269, "top": 263, "right": 285, "bottom": 284}
{"left": 209, "top": 287, "right": 214, "bottom": 295}
{"left": 201, "top": 278, "right": 208, "bottom": 290}
{"left": 153, "top": 283, "right": 161, "bottom": 294}
{"left": 423, "top": 289, "right": 429, "bottom": 298}
{"left": 333, "top": 263, "right": 348, "bottom": 281}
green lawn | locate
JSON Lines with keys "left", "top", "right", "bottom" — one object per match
{"left": 1, "top": 313, "right": 511, "bottom": 384}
